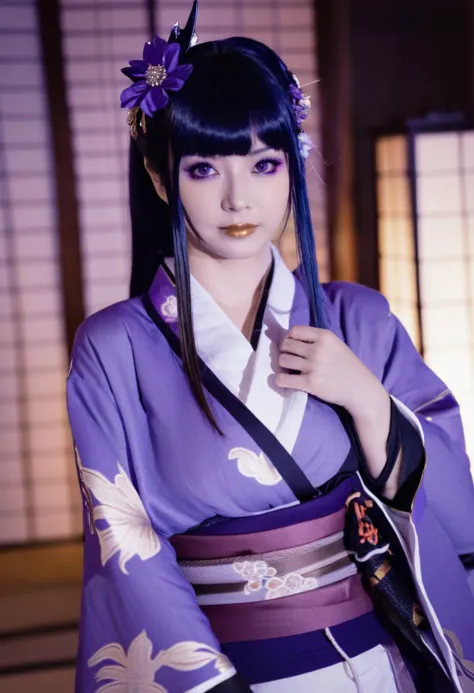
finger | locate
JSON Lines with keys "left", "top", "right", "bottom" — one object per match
{"left": 289, "top": 325, "right": 325, "bottom": 343}
{"left": 279, "top": 353, "right": 308, "bottom": 372}
{"left": 275, "top": 372, "right": 307, "bottom": 391}
{"left": 280, "top": 337, "right": 313, "bottom": 359}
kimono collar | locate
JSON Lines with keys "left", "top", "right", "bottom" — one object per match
{"left": 148, "top": 245, "right": 308, "bottom": 452}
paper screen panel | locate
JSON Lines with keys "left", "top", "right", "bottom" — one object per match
{"left": 376, "top": 135, "right": 420, "bottom": 347}
{"left": 0, "top": 0, "right": 79, "bottom": 544}
{"left": 415, "top": 131, "right": 474, "bottom": 466}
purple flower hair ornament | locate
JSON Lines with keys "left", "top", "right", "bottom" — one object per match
{"left": 120, "top": 35, "right": 193, "bottom": 117}
{"left": 289, "top": 74, "right": 313, "bottom": 159}
{"left": 289, "top": 83, "right": 311, "bottom": 127}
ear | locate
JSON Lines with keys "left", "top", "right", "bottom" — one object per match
{"left": 144, "top": 158, "right": 168, "bottom": 204}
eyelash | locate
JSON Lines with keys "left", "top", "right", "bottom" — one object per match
{"left": 254, "top": 158, "right": 284, "bottom": 175}
{"left": 185, "top": 158, "right": 284, "bottom": 180}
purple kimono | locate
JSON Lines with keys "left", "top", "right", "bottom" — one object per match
{"left": 67, "top": 247, "right": 474, "bottom": 693}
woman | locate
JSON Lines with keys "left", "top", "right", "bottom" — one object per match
{"left": 67, "top": 3, "right": 474, "bottom": 691}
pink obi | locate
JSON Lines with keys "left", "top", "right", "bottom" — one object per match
{"left": 171, "top": 505, "right": 372, "bottom": 643}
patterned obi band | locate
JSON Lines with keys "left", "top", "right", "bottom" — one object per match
{"left": 171, "top": 478, "right": 373, "bottom": 643}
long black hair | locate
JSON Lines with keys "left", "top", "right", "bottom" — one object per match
{"left": 129, "top": 37, "right": 325, "bottom": 430}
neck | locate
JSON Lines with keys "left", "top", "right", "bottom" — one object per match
{"left": 187, "top": 244, "right": 273, "bottom": 335}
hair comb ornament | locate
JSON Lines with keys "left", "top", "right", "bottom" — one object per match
{"left": 289, "top": 74, "right": 314, "bottom": 160}
{"left": 289, "top": 83, "right": 311, "bottom": 126}
{"left": 121, "top": 1, "right": 198, "bottom": 136}
{"left": 168, "top": 0, "right": 199, "bottom": 58}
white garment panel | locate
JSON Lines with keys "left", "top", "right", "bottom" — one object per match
{"left": 390, "top": 395, "right": 425, "bottom": 443}
{"left": 250, "top": 645, "right": 413, "bottom": 693}
{"left": 186, "top": 669, "right": 238, "bottom": 693}
{"left": 164, "top": 247, "right": 308, "bottom": 455}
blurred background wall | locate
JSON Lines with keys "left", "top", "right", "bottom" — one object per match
{"left": 0, "top": 0, "right": 473, "bottom": 691}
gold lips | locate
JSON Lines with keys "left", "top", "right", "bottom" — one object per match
{"left": 222, "top": 223, "right": 258, "bottom": 237}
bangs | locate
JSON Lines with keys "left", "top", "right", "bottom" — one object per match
{"left": 169, "top": 42, "right": 293, "bottom": 158}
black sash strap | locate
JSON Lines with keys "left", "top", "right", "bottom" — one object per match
{"left": 250, "top": 259, "right": 274, "bottom": 351}
{"left": 142, "top": 293, "right": 317, "bottom": 503}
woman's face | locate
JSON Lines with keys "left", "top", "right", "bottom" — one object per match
{"left": 178, "top": 137, "right": 290, "bottom": 260}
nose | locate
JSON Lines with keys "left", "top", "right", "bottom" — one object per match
{"left": 221, "top": 176, "right": 251, "bottom": 213}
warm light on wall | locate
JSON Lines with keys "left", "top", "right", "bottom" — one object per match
{"left": 377, "top": 127, "right": 474, "bottom": 468}
{"left": 376, "top": 135, "right": 420, "bottom": 348}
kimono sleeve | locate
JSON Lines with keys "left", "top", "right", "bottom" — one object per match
{"left": 329, "top": 281, "right": 474, "bottom": 559}
{"left": 66, "top": 325, "right": 247, "bottom": 693}
{"left": 380, "top": 308, "right": 474, "bottom": 559}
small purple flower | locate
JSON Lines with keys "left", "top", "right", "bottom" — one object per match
{"left": 289, "top": 83, "right": 311, "bottom": 126}
{"left": 298, "top": 132, "right": 314, "bottom": 160}
{"left": 289, "top": 84, "right": 302, "bottom": 102}
{"left": 120, "top": 35, "right": 193, "bottom": 117}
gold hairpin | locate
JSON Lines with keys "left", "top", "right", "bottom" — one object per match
{"left": 126, "top": 107, "right": 147, "bottom": 139}
{"left": 300, "top": 79, "right": 320, "bottom": 88}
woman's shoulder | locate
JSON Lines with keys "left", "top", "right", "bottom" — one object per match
{"left": 71, "top": 296, "right": 146, "bottom": 366}
{"left": 75, "top": 296, "right": 143, "bottom": 342}
{"left": 318, "top": 281, "right": 395, "bottom": 363}
{"left": 321, "top": 280, "right": 391, "bottom": 329}
{"left": 292, "top": 266, "right": 390, "bottom": 319}
{"left": 322, "top": 280, "right": 389, "bottom": 313}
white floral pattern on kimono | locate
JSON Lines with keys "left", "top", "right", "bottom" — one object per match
{"left": 88, "top": 630, "right": 232, "bottom": 693}
{"left": 443, "top": 629, "right": 474, "bottom": 691}
{"left": 76, "top": 451, "right": 161, "bottom": 575}
{"left": 161, "top": 295, "right": 178, "bottom": 321}
{"left": 265, "top": 573, "right": 318, "bottom": 600}
{"left": 228, "top": 447, "right": 282, "bottom": 486}
{"left": 233, "top": 559, "right": 278, "bottom": 594}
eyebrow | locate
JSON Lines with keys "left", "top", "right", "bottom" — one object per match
{"left": 182, "top": 146, "right": 276, "bottom": 160}
{"left": 249, "top": 146, "right": 273, "bottom": 156}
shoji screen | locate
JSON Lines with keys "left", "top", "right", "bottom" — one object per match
{"left": 377, "top": 126, "right": 474, "bottom": 467}
{"left": 415, "top": 130, "right": 474, "bottom": 462}
{"left": 0, "top": 0, "right": 77, "bottom": 543}
{"left": 60, "top": 0, "right": 147, "bottom": 317}
{"left": 376, "top": 135, "right": 420, "bottom": 347}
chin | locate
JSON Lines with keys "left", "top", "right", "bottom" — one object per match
{"left": 211, "top": 234, "right": 272, "bottom": 261}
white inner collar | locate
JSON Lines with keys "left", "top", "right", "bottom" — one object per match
{"left": 164, "top": 245, "right": 307, "bottom": 452}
